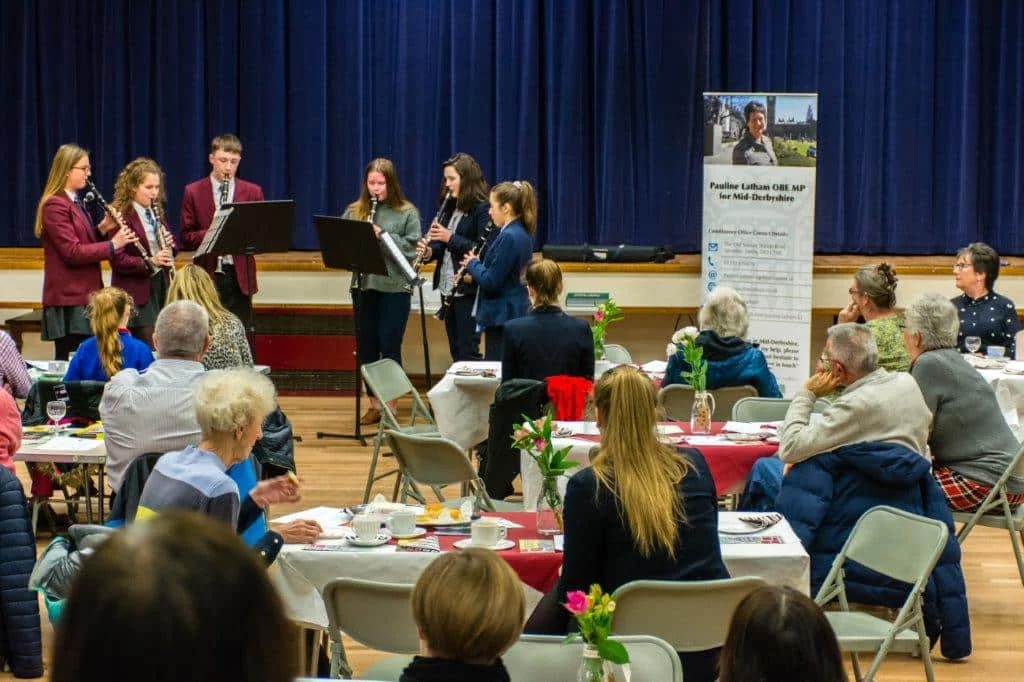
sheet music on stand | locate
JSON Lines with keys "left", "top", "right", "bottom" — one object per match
{"left": 379, "top": 232, "right": 422, "bottom": 285}
{"left": 195, "top": 207, "right": 235, "bottom": 257}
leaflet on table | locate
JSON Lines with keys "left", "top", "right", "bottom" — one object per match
{"left": 519, "top": 539, "right": 556, "bottom": 553}
{"left": 273, "top": 506, "right": 350, "bottom": 527}
{"left": 35, "top": 436, "right": 103, "bottom": 452}
{"left": 719, "top": 535, "right": 785, "bottom": 544}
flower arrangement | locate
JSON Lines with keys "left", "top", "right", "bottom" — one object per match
{"left": 564, "top": 584, "right": 629, "bottom": 674}
{"left": 512, "top": 411, "right": 577, "bottom": 532}
{"left": 668, "top": 326, "right": 707, "bottom": 391}
{"left": 591, "top": 299, "right": 624, "bottom": 360}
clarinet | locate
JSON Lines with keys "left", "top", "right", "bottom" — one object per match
{"left": 435, "top": 221, "right": 496, "bottom": 321}
{"left": 150, "top": 200, "right": 176, "bottom": 283}
{"left": 411, "top": 190, "right": 451, "bottom": 274}
{"left": 215, "top": 181, "right": 229, "bottom": 274}
{"left": 83, "top": 179, "right": 159, "bottom": 276}
{"left": 351, "top": 196, "right": 380, "bottom": 291}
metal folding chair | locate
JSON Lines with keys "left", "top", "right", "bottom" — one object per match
{"left": 504, "top": 634, "right": 683, "bottom": 682}
{"left": 658, "top": 384, "right": 757, "bottom": 421}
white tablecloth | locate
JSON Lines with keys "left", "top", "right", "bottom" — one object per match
{"left": 271, "top": 509, "right": 809, "bottom": 630}
{"left": 977, "top": 368, "right": 1024, "bottom": 439}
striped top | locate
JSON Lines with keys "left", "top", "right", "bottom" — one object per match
{"left": 138, "top": 445, "right": 240, "bottom": 527}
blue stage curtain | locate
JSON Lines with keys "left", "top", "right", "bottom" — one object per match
{"left": 0, "top": 1, "right": 1021, "bottom": 254}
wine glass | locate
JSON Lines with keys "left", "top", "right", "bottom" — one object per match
{"left": 46, "top": 400, "right": 67, "bottom": 434}
{"left": 965, "top": 336, "right": 982, "bottom": 354}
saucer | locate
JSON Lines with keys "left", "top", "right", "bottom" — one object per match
{"left": 453, "top": 538, "right": 515, "bottom": 551}
{"left": 390, "top": 527, "right": 427, "bottom": 539}
{"left": 347, "top": 533, "right": 391, "bottom": 547}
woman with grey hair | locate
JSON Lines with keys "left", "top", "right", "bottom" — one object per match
{"left": 137, "top": 368, "right": 301, "bottom": 531}
{"left": 663, "top": 286, "right": 782, "bottom": 396}
{"left": 904, "top": 292, "right": 1024, "bottom": 510}
{"left": 837, "top": 262, "right": 910, "bottom": 371}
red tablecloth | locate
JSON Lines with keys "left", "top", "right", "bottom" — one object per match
{"left": 431, "top": 511, "right": 562, "bottom": 594}
{"left": 572, "top": 421, "right": 778, "bottom": 495}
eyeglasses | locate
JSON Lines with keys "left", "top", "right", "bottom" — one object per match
{"left": 71, "top": 165, "right": 91, "bottom": 173}
{"left": 848, "top": 288, "right": 862, "bottom": 296}
{"left": 953, "top": 262, "right": 973, "bottom": 271}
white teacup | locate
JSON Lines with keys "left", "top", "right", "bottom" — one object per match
{"left": 352, "top": 514, "right": 381, "bottom": 542}
{"left": 988, "top": 345, "right": 1006, "bottom": 359}
{"left": 470, "top": 518, "right": 507, "bottom": 547}
{"left": 387, "top": 509, "right": 417, "bottom": 536}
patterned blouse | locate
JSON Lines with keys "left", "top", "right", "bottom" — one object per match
{"left": 866, "top": 314, "right": 911, "bottom": 372}
{"left": 202, "top": 313, "right": 253, "bottom": 370}
{"left": 953, "top": 291, "right": 1021, "bottom": 357}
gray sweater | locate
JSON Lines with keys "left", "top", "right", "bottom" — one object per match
{"left": 343, "top": 203, "right": 421, "bottom": 293}
{"left": 910, "top": 348, "right": 1024, "bottom": 493}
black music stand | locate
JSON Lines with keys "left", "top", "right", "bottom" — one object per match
{"left": 195, "top": 200, "right": 295, "bottom": 359}
{"left": 312, "top": 216, "right": 388, "bottom": 445}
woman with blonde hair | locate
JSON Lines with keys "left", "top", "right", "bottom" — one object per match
{"left": 836, "top": 262, "right": 910, "bottom": 371}
{"left": 166, "top": 264, "right": 252, "bottom": 369}
{"left": 343, "top": 158, "right": 420, "bottom": 424}
{"left": 35, "top": 143, "right": 138, "bottom": 359}
{"left": 525, "top": 365, "right": 729, "bottom": 682}
{"left": 64, "top": 287, "right": 153, "bottom": 382}
{"left": 109, "top": 157, "right": 176, "bottom": 347}
{"left": 401, "top": 548, "right": 524, "bottom": 681}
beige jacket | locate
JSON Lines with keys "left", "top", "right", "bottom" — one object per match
{"left": 779, "top": 368, "right": 931, "bottom": 465}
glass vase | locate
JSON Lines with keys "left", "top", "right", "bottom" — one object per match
{"left": 577, "top": 646, "right": 614, "bottom": 682}
{"left": 536, "top": 476, "right": 564, "bottom": 536}
{"left": 690, "top": 390, "right": 715, "bottom": 434}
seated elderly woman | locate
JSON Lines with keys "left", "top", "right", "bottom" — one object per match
{"left": 953, "top": 242, "right": 1021, "bottom": 357}
{"left": 51, "top": 512, "right": 296, "bottom": 682}
{"left": 137, "top": 368, "right": 300, "bottom": 533}
{"left": 401, "top": 548, "right": 524, "bottom": 682}
{"left": 905, "top": 293, "right": 1024, "bottom": 510}
{"left": 663, "top": 286, "right": 781, "bottom": 397}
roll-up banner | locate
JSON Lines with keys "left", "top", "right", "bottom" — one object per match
{"left": 702, "top": 93, "right": 818, "bottom": 396}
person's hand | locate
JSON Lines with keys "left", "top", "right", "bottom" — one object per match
{"left": 372, "top": 224, "right": 382, "bottom": 238}
{"left": 461, "top": 274, "right": 472, "bottom": 284}
{"left": 416, "top": 237, "right": 431, "bottom": 260}
{"left": 427, "top": 222, "right": 451, "bottom": 243}
{"left": 460, "top": 250, "right": 478, "bottom": 269}
{"left": 152, "top": 250, "right": 174, "bottom": 268}
{"left": 837, "top": 301, "right": 860, "bottom": 323}
{"left": 803, "top": 370, "right": 841, "bottom": 397}
{"left": 250, "top": 475, "right": 301, "bottom": 507}
{"left": 160, "top": 228, "right": 176, "bottom": 250}
{"left": 111, "top": 226, "right": 139, "bottom": 249}
{"left": 783, "top": 462, "right": 794, "bottom": 476}
{"left": 274, "top": 519, "right": 323, "bottom": 544}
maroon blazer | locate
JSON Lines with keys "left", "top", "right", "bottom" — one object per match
{"left": 110, "top": 209, "right": 173, "bottom": 305}
{"left": 180, "top": 177, "right": 264, "bottom": 296}
{"left": 40, "top": 193, "right": 115, "bottom": 307}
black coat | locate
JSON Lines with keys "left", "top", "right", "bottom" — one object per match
{"left": 501, "top": 306, "right": 595, "bottom": 383}
{"left": 428, "top": 200, "right": 490, "bottom": 295}
{"left": 0, "top": 468, "right": 42, "bottom": 678}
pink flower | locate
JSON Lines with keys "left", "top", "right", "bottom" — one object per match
{"left": 594, "top": 310, "right": 605, "bottom": 322}
{"left": 564, "top": 591, "right": 589, "bottom": 615}
{"left": 533, "top": 438, "right": 546, "bottom": 451}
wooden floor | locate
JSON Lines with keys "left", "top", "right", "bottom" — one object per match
{"left": 6, "top": 395, "right": 1023, "bottom": 680}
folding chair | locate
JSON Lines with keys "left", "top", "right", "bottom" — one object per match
{"left": 610, "top": 577, "right": 765, "bottom": 654}
{"left": 360, "top": 359, "right": 439, "bottom": 504}
{"left": 731, "top": 396, "right": 831, "bottom": 421}
{"left": 385, "top": 431, "right": 520, "bottom": 512}
{"left": 503, "top": 634, "right": 682, "bottom": 682}
{"left": 950, "top": 443, "right": 1024, "bottom": 585}
{"left": 658, "top": 384, "right": 757, "bottom": 421}
{"left": 602, "top": 344, "right": 633, "bottom": 363}
{"left": 322, "top": 578, "right": 418, "bottom": 680}
{"left": 814, "top": 505, "right": 948, "bottom": 682}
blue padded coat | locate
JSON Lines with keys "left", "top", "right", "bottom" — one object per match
{"left": 0, "top": 467, "right": 42, "bottom": 677}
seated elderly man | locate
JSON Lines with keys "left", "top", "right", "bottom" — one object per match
{"left": 905, "top": 293, "right": 1024, "bottom": 510}
{"left": 101, "top": 301, "right": 319, "bottom": 543}
{"left": 663, "top": 286, "right": 782, "bottom": 397}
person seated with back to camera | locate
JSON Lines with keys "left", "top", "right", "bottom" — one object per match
{"left": 663, "top": 286, "right": 781, "bottom": 397}
{"left": 904, "top": 293, "right": 1024, "bottom": 510}
{"left": 525, "top": 365, "right": 729, "bottom": 682}
{"left": 501, "top": 258, "right": 594, "bottom": 383}
{"left": 63, "top": 287, "right": 153, "bottom": 382}
{"left": 400, "top": 548, "right": 524, "bottom": 682}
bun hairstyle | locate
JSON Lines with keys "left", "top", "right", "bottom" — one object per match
{"left": 854, "top": 262, "right": 898, "bottom": 310}
{"left": 490, "top": 180, "right": 537, "bottom": 235}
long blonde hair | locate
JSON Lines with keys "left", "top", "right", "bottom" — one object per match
{"left": 112, "top": 157, "right": 165, "bottom": 215}
{"left": 87, "top": 288, "right": 133, "bottom": 379}
{"left": 591, "top": 366, "right": 688, "bottom": 558}
{"left": 35, "top": 144, "right": 88, "bottom": 238}
{"left": 166, "top": 264, "right": 229, "bottom": 326}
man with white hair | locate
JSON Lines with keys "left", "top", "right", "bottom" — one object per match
{"left": 101, "top": 300, "right": 320, "bottom": 543}
{"left": 779, "top": 322, "right": 931, "bottom": 464}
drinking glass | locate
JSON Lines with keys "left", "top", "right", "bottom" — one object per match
{"left": 965, "top": 336, "right": 982, "bottom": 354}
{"left": 46, "top": 400, "right": 67, "bottom": 434}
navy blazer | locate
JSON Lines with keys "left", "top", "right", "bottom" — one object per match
{"left": 465, "top": 220, "right": 532, "bottom": 327}
{"left": 502, "top": 306, "right": 594, "bottom": 383}
{"left": 428, "top": 200, "right": 489, "bottom": 294}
